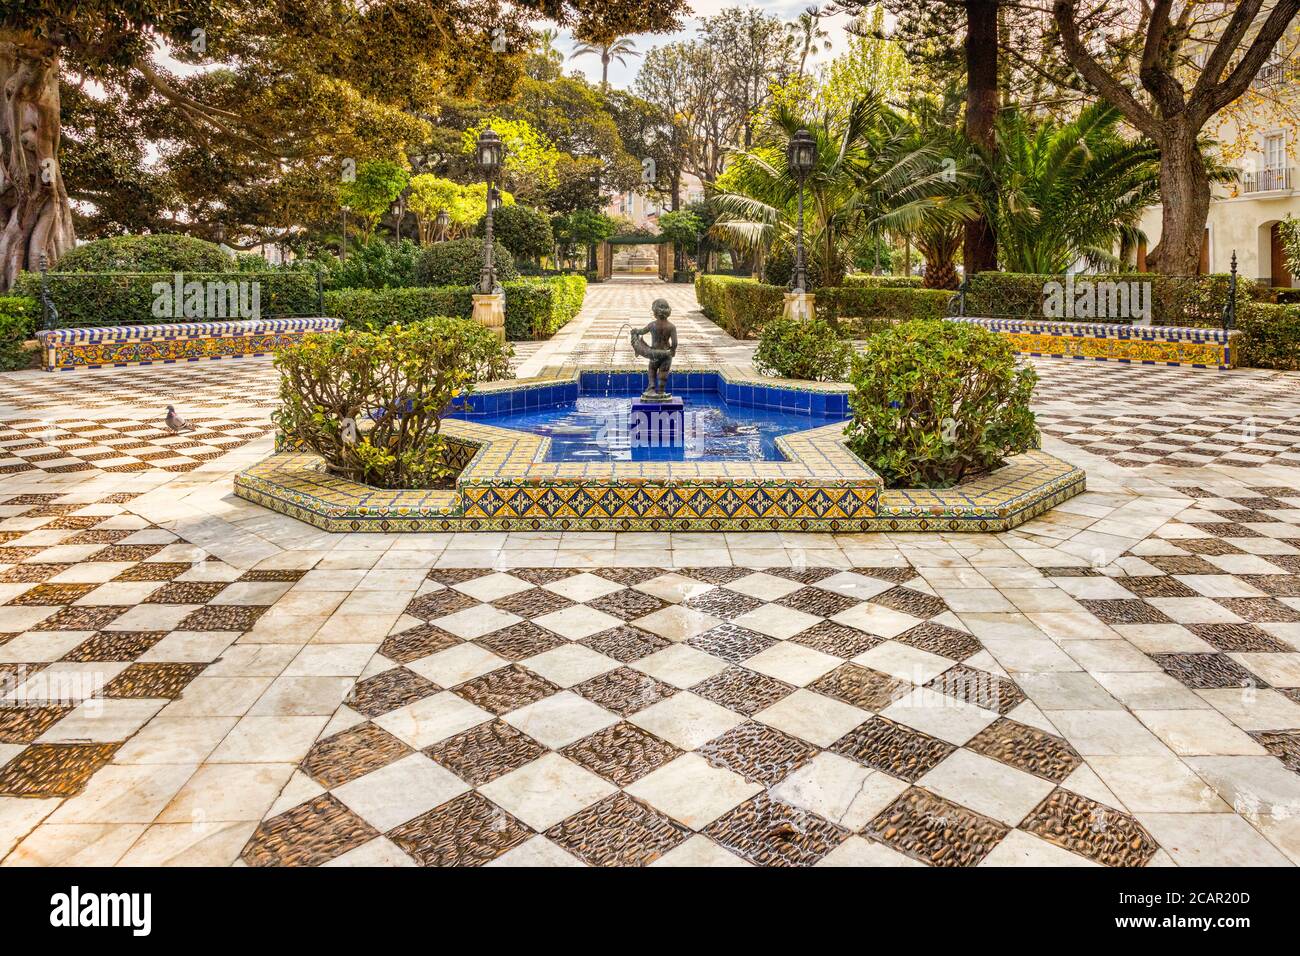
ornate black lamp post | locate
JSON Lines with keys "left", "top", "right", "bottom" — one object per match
{"left": 340, "top": 204, "right": 350, "bottom": 262}
{"left": 434, "top": 209, "right": 450, "bottom": 242}
{"left": 476, "top": 126, "right": 505, "bottom": 293}
{"left": 787, "top": 129, "right": 817, "bottom": 293}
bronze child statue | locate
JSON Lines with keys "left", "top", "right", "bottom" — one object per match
{"left": 630, "top": 298, "right": 678, "bottom": 399}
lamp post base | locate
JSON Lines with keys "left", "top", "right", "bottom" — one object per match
{"left": 783, "top": 291, "right": 816, "bottom": 322}
{"left": 472, "top": 293, "right": 506, "bottom": 343}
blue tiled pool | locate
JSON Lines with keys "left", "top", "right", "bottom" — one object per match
{"left": 450, "top": 372, "right": 850, "bottom": 462}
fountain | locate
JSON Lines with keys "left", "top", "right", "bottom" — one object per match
{"left": 628, "top": 298, "right": 684, "bottom": 454}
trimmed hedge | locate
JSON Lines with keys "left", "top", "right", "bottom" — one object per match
{"left": 0, "top": 296, "right": 38, "bottom": 371}
{"left": 55, "top": 235, "right": 231, "bottom": 273}
{"left": 815, "top": 287, "right": 951, "bottom": 327}
{"left": 695, "top": 274, "right": 950, "bottom": 340}
{"left": 12, "top": 271, "right": 320, "bottom": 329}
{"left": 325, "top": 286, "right": 475, "bottom": 331}
{"left": 1238, "top": 303, "right": 1300, "bottom": 371}
{"left": 841, "top": 274, "right": 925, "bottom": 289}
{"left": 325, "top": 275, "right": 586, "bottom": 341}
{"left": 962, "top": 271, "right": 1254, "bottom": 328}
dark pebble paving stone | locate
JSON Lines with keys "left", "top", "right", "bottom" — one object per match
{"left": 1020, "top": 788, "right": 1158, "bottom": 867}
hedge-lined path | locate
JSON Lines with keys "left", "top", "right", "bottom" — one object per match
{"left": 3, "top": 282, "right": 1300, "bottom": 866}
{"left": 516, "top": 276, "right": 755, "bottom": 378}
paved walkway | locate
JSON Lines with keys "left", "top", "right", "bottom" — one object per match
{"left": 1, "top": 278, "right": 1299, "bottom": 867}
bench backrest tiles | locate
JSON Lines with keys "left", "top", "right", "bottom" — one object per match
{"left": 36, "top": 317, "right": 342, "bottom": 371}
{"left": 946, "top": 316, "right": 1241, "bottom": 370}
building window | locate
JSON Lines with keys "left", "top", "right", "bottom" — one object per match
{"left": 1245, "top": 133, "right": 1291, "bottom": 192}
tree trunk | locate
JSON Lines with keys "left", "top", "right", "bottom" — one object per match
{"left": 1147, "top": 122, "right": 1211, "bottom": 276}
{"left": 963, "top": 0, "right": 998, "bottom": 275}
{"left": 0, "top": 33, "right": 76, "bottom": 290}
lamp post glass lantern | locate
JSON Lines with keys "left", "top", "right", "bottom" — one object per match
{"left": 435, "top": 209, "right": 450, "bottom": 242}
{"left": 477, "top": 127, "right": 506, "bottom": 294}
{"left": 787, "top": 129, "right": 816, "bottom": 293}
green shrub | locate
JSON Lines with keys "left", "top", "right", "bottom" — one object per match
{"left": 55, "top": 235, "right": 231, "bottom": 273}
{"left": 414, "top": 238, "right": 518, "bottom": 287}
{"left": 325, "top": 274, "right": 585, "bottom": 341}
{"left": 12, "top": 271, "right": 320, "bottom": 329}
{"left": 1237, "top": 303, "right": 1300, "bottom": 370}
{"left": 0, "top": 296, "right": 37, "bottom": 371}
{"left": 754, "top": 316, "right": 853, "bottom": 381}
{"left": 845, "top": 320, "right": 1038, "bottom": 489}
{"left": 323, "top": 238, "right": 421, "bottom": 290}
{"left": 273, "top": 316, "right": 511, "bottom": 490}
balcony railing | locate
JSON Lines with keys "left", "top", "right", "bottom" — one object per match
{"left": 1243, "top": 166, "right": 1294, "bottom": 193}
{"left": 1254, "top": 58, "right": 1288, "bottom": 87}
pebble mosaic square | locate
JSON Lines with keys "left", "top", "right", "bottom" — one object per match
{"left": 230, "top": 564, "right": 1166, "bottom": 868}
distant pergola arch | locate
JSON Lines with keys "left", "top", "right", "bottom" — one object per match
{"left": 597, "top": 233, "right": 674, "bottom": 281}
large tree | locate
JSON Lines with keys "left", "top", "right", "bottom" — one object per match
{"left": 636, "top": 40, "right": 736, "bottom": 183}
{"left": 1053, "top": 0, "right": 1300, "bottom": 274}
{"left": 701, "top": 7, "right": 797, "bottom": 148}
{"left": 0, "top": 0, "right": 687, "bottom": 287}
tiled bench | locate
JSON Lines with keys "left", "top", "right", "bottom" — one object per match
{"left": 947, "top": 316, "right": 1241, "bottom": 369}
{"left": 37, "top": 317, "right": 341, "bottom": 371}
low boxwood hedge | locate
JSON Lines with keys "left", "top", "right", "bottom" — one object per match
{"left": 695, "top": 274, "right": 952, "bottom": 340}
{"left": 815, "top": 287, "right": 952, "bottom": 327}
{"left": 325, "top": 274, "right": 586, "bottom": 341}
{"left": 961, "top": 271, "right": 1254, "bottom": 328}
{"left": 12, "top": 271, "right": 320, "bottom": 329}
{"left": 840, "top": 274, "right": 925, "bottom": 289}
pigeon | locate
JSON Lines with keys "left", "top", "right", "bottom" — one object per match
{"left": 164, "top": 405, "right": 194, "bottom": 433}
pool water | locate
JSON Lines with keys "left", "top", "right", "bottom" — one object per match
{"left": 460, "top": 392, "right": 848, "bottom": 462}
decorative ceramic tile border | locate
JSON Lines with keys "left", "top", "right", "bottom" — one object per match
{"left": 234, "top": 447, "right": 1081, "bottom": 532}
{"left": 948, "top": 316, "right": 1240, "bottom": 369}
{"left": 37, "top": 317, "right": 340, "bottom": 371}
{"left": 235, "top": 362, "right": 1084, "bottom": 532}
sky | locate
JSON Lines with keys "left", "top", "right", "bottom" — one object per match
{"left": 556, "top": 0, "right": 861, "bottom": 92}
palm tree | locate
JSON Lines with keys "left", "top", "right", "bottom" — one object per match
{"left": 709, "top": 93, "right": 966, "bottom": 288}
{"left": 571, "top": 37, "right": 640, "bottom": 91}
{"left": 990, "top": 104, "right": 1161, "bottom": 273}
{"left": 897, "top": 88, "right": 976, "bottom": 289}
{"left": 789, "top": 6, "right": 831, "bottom": 80}
{"left": 527, "top": 28, "right": 565, "bottom": 80}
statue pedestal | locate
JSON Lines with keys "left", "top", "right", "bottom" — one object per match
{"left": 472, "top": 293, "right": 506, "bottom": 343}
{"left": 630, "top": 396, "right": 685, "bottom": 452}
{"left": 783, "top": 291, "right": 816, "bottom": 322}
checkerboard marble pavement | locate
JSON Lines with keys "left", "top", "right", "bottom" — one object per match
{"left": 1, "top": 278, "right": 1300, "bottom": 868}
{"left": 240, "top": 564, "right": 1157, "bottom": 868}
